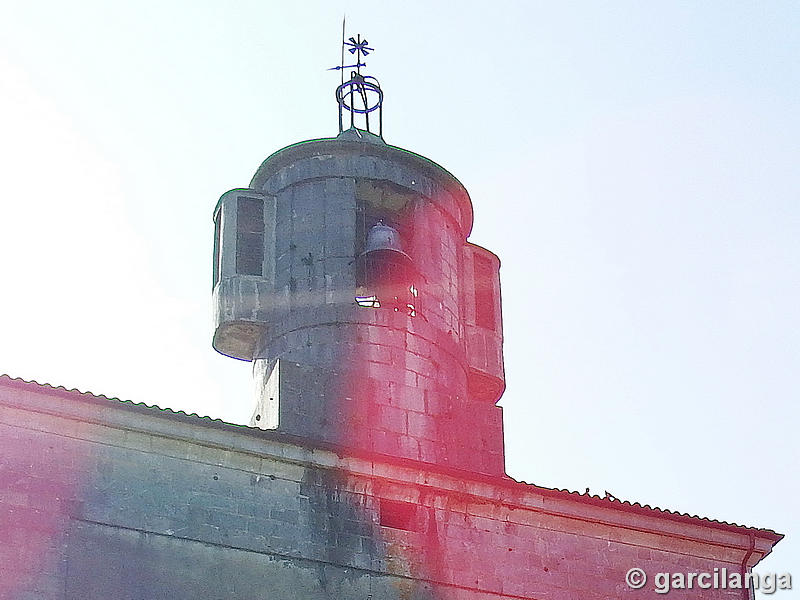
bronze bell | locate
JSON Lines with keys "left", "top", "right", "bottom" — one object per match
{"left": 356, "top": 221, "right": 416, "bottom": 309}
{"left": 360, "top": 221, "right": 412, "bottom": 264}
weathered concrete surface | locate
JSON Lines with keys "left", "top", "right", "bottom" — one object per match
{"left": 0, "top": 377, "right": 782, "bottom": 599}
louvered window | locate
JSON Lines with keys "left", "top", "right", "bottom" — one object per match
{"left": 474, "top": 254, "right": 496, "bottom": 330}
{"left": 236, "top": 197, "right": 264, "bottom": 276}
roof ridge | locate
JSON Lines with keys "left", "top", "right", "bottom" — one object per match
{"left": 0, "top": 373, "right": 232, "bottom": 425}
{"left": 507, "top": 474, "right": 782, "bottom": 536}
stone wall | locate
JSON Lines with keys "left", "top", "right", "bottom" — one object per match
{"left": 0, "top": 377, "right": 781, "bottom": 599}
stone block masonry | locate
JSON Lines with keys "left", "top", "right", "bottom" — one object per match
{"left": 214, "top": 134, "right": 507, "bottom": 476}
{"left": 0, "top": 376, "right": 781, "bottom": 599}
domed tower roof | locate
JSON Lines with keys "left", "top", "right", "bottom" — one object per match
{"left": 248, "top": 134, "right": 475, "bottom": 238}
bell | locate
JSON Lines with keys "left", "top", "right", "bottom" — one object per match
{"left": 355, "top": 221, "right": 415, "bottom": 308}
{"left": 359, "top": 221, "right": 412, "bottom": 264}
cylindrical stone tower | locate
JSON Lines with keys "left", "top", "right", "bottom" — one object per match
{"left": 212, "top": 64, "right": 505, "bottom": 476}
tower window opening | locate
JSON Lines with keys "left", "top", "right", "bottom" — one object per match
{"left": 473, "top": 254, "right": 496, "bottom": 330}
{"left": 236, "top": 196, "right": 264, "bottom": 276}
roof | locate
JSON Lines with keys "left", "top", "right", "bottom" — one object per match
{"left": 246, "top": 132, "right": 475, "bottom": 237}
{"left": 0, "top": 373, "right": 783, "bottom": 544}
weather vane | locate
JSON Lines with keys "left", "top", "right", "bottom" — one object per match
{"left": 329, "top": 20, "right": 384, "bottom": 138}
{"left": 328, "top": 34, "right": 372, "bottom": 76}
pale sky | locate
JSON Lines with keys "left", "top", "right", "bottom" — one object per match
{"left": 0, "top": 2, "right": 797, "bottom": 595}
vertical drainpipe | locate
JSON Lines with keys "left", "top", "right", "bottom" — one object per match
{"left": 741, "top": 532, "right": 755, "bottom": 600}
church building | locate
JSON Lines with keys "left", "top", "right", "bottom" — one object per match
{"left": 0, "top": 36, "right": 781, "bottom": 599}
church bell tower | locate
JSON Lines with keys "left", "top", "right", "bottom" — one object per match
{"left": 212, "top": 35, "right": 506, "bottom": 475}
